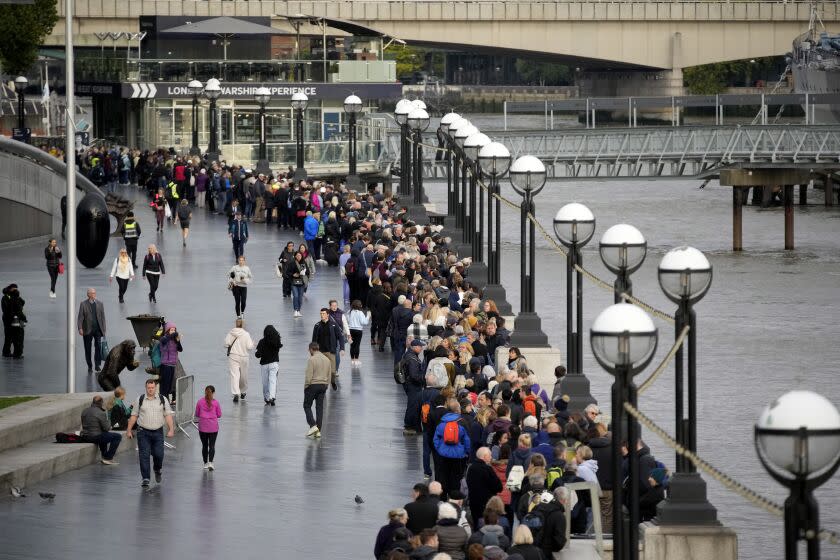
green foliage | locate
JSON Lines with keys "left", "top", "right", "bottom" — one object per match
{"left": 0, "top": 396, "right": 37, "bottom": 410}
{"left": 684, "top": 56, "right": 785, "bottom": 94}
{"left": 514, "top": 59, "right": 572, "bottom": 86}
{"left": 385, "top": 45, "right": 444, "bottom": 79}
{"left": 0, "top": 0, "right": 59, "bottom": 76}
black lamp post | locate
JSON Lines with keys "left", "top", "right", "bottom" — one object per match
{"left": 553, "top": 203, "right": 597, "bottom": 411}
{"left": 439, "top": 111, "right": 461, "bottom": 228}
{"left": 591, "top": 303, "right": 658, "bottom": 560}
{"left": 508, "top": 155, "right": 549, "bottom": 348}
{"left": 454, "top": 123, "right": 478, "bottom": 251}
{"left": 446, "top": 117, "right": 468, "bottom": 231}
{"left": 478, "top": 141, "right": 513, "bottom": 316}
{"left": 463, "top": 131, "right": 491, "bottom": 290}
{"left": 14, "top": 76, "right": 28, "bottom": 140}
{"left": 343, "top": 94, "right": 362, "bottom": 189}
{"left": 407, "top": 105, "right": 431, "bottom": 223}
{"left": 755, "top": 390, "right": 840, "bottom": 560}
{"left": 291, "top": 91, "right": 308, "bottom": 182}
{"left": 254, "top": 86, "right": 271, "bottom": 175}
{"left": 188, "top": 79, "right": 203, "bottom": 156}
{"left": 203, "top": 78, "right": 221, "bottom": 163}
{"left": 599, "top": 223, "right": 647, "bottom": 303}
{"left": 656, "top": 246, "right": 719, "bottom": 525}
{"left": 394, "top": 99, "right": 414, "bottom": 198}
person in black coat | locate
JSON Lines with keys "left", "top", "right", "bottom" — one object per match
{"left": 278, "top": 242, "right": 296, "bottom": 297}
{"left": 404, "top": 483, "right": 441, "bottom": 535}
{"left": 254, "top": 325, "right": 283, "bottom": 406}
{"left": 1, "top": 284, "right": 26, "bottom": 358}
{"left": 274, "top": 184, "right": 290, "bottom": 229}
{"left": 465, "top": 447, "right": 504, "bottom": 527}
{"left": 374, "top": 509, "right": 410, "bottom": 560}
{"left": 367, "top": 282, "right": 391, "bottom": 351}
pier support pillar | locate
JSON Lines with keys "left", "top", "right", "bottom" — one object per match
{"left": 784, "top": 185, "right": 794, "bottom": 250}
{"left": 733, "top": 187, "right": 743, "bottom": 252}
{"left": 761, "top": 184, "right": 773, "bottom": 208}
{"left": 750, "top": 186, "right": 763, "bottom": 206}
{"left": 826, "top": 177, "right": 835, "bottom": 207}
{"left": 799, "top": 183, "right": 807, "bottom": 206}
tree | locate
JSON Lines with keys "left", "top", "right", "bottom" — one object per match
{"left": 0, "top": 0, "right": 59, "bottom": 76}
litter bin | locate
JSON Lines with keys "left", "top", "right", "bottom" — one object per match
{"left": 127, "top": 314, "right": 164, "bottom": 349}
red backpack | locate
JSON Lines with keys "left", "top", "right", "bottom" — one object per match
{"left": 443, "top": 420, "right": 460, "bottom": 445}
{"left": 523, "top": 397, "right": 537, "bottom": 418}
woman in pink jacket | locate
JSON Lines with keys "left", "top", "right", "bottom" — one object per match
{"left": 195, "top": 385, "right": 222, "bottom": 470}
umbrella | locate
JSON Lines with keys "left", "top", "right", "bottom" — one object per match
{"left": 161, "top": 16, "right": 289, "bottom": 60}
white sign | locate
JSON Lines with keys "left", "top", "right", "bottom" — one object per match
{"left": 130, "top": 83, "right": 158, "bottom": 99}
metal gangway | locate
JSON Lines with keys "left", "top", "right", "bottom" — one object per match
{"left": 379, "top": 125, "right": 840, "bottom": 180}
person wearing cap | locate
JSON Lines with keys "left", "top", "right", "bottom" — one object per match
{"left": 401, "top": 338, "right": 426, "bottom": 436}
{"left": 228, "top": 211, "right": 249, "bottom": 261}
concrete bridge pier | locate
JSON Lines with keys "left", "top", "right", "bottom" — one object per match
{"left": 721, "top": 169, "right": 811, "bottom": 251}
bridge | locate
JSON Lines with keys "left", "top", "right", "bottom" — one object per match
{"left": 48, "top": 1, "right": 840, "bottom": 81}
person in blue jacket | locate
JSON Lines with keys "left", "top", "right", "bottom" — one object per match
{"left": 228, "top": 212, "right": 249, "bottom": 261}
{"left": 303, "top": 211, "right": 320, "bottom": 251}
{"left": 433, "top": 399, "right": 471, "bottom": 498}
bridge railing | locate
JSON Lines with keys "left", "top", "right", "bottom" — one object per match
{"left": 504, "top": 93, "right": 840, "bottom": 128}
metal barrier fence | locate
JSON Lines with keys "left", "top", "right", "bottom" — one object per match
{"left": 175, "top": 375, "right": 197, "bottom": 438}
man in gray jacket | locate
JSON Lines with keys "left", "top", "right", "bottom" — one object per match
{"left": 77, "top": 288, "right": 107, "bottom": 373}
{"left": 80, "top": 395, "right": 122, "bottom": 465}
{"left": 303, "top": 342, "right": 335, "bottom": 439}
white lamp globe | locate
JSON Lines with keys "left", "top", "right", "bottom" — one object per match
{"left": 509, "top": 155, "right": 546, "bottom": 196}
{"left": 590, "top": 303, "right": 658, "bottom": 370}
{"left": 554, "top": 203, "right": 596, "bottom": 247}
{"left": 599, "top": 224, "right": 647, "bottom": 275}
{"left": 478, "top": 141, "right": 511, "bottom": 177}
{"left": 658, "top": 246, "right": 713, "bottom": 304}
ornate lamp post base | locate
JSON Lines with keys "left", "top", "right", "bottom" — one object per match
{"left": 509, "top": 312, "right": 549, "bottom": 348}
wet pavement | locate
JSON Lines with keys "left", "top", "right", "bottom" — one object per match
{"left": 0, "top": 185, "right": 420, "bottom": 559}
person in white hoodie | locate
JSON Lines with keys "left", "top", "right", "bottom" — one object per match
{"left": 575, "top": 445, "right": 599, "bottom": 483}
{"left": 109, "top": 248, "right": 134, "bottom": 303}
{"left": 224, "top": 318, "right": 254, "bottom": 403}
{"left": 228, "top": 255, "right": 253, "bottom": 318}
{"left": 346, "top": 299, "right": 371, "bottom": 366}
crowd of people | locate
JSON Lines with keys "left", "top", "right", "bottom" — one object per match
{"left": 8, "top": 144, "right": 672, "bottom": 559}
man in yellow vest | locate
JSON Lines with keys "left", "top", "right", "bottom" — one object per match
{"left": 166, "top": 180, "right": 180, "bottom": 224}
{"left": 119, "top": 211, "right": 142, "bottom": 269}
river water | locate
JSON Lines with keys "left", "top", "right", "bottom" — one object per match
{"left": 426, "top": 114, "right": 840, "bottom": 560}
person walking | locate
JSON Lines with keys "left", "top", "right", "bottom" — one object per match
{"left": 346, "top": 299, "right": 371, "bottom": 367}
{"left": 165, "top": 178, "right": 180, "bottom": 224}
{"left": 142, "top": 244, "right": 165, "bottom": 303}
{"left": 290, "top": 251, "right": 308, "bottom": 318}
{"left": 229, "top": 211, "right": 249, "bottom": 261}
{"left": 157, "top": 323, "right": 182, "bottom": 404}
{"left": 401, "top": 339, "right": 426, "bottom": 435}
{"left": 194, "top": 385, "right": 222, "bottom": 470}
{"left": 224, "top": 318, "right": 254, "bottom": 403}
{"left": 126, "top": 379, "right": 175, "bottom": 488}
{"left": 44, "top": 238, "right": 62, "bottom": 298}
{"left": 109, "top": 248, "right": 135, "bottom": 304}
{"left": 312, "top": 308, "right": 344, "bottom": 377}
{"left": 77, "top": 287, "right": 106, "bottom": 373}
{"left": 303, "top": 341, "right": 336, "bottom": 438}
{"left": 80, "top": 395, "right": 122, "bottom": 465}
{"left": 278, "top": 241, "right": 296, "bottom": 298}
{"left": 1, "top": 284, "right": 26, "bottom": 359}
{"left": 176, "top": 199, "right": 192, "bottom": 247}
{"left": 255, "top": 325, "right": 283, "bottom": 406}
{"left": 119, "top": 211, "right": 141, "bottom": 269}
{"left": 228, "top": 255, "right": 253, "bottom": 318}
{"left": 151, "top": 187, "right": 166, "bottom": 232}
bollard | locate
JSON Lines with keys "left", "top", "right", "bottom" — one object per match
{"left": 733, "top": 188, "right": 743, "bottom": 252}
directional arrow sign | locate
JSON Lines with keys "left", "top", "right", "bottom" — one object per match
{"left": 147, "top": 83, "right": 157, "bottom": 98}
{"left": 139, "top": 83, "right": 149, "bottom": 98}
{"left": 130, "top": 83, "right": 140, "bottom": 98}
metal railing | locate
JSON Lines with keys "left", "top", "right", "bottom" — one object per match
{"left": 380, "top": 125, "right": 840, "bottom": 179}
{"left": 504, "top": 93, "right": 840, "bottom": 129}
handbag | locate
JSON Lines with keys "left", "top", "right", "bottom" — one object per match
{"left": 58, "top": 262, "right": 65, "bottom": 275}
{"left": 164, "top": 204, "right": 172, "bottom": 218}
{"left": 99, "top": 337, "right": 109, "bottom": 357}
{"left": 275, "top": 263, "right": 283, "bottom": 279}
{"left": 227, "top": 280, "right": 235, "bottom": 291}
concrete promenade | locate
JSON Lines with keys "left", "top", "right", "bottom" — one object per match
{"left": 0, "top": 186, "right": 423, "bottom": 559}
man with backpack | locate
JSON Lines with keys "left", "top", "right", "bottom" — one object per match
{"left": 400, "top": 339, "right": 425, "bottom": 436}
{"left": 126, "top": 379, "right": 175, "bottom": 488}
{"left": 519, "top": 478, "right": 567, "bottom": 558}
{"left": 432, "top": 398, "right": 471, "bottom": 498}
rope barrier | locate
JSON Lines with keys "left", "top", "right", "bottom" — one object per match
{"left": 637, "top": 324, "right": 689, "bottom": 395}
{"left": 623, "top": 401, "right": 840, "bottom": 545}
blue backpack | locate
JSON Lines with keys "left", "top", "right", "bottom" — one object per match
{"left": 149, "top": 341, "right": 162, "bottom": 368}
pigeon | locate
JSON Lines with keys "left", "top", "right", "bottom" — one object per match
{"left": 10, "top": 486, "right": 25, "bottom": 498}
{"left": 354, "top": 495, "right": 364, "bottom": 505}
{"left": 38, "top": 492, "right": 56, "bottom": 500}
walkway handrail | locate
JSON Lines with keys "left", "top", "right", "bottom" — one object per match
{"left": 0, "top": 136, "right": 102, "bottom": 196}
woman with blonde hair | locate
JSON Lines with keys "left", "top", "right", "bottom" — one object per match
{"left": 373, "top": 508, "right": 409, "bottom": 560}
{"left": 109, "top": 247, "right": 134, "bottom": 303}
{"left": 508, "top": 526, "right": 544, "bottom": 560}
